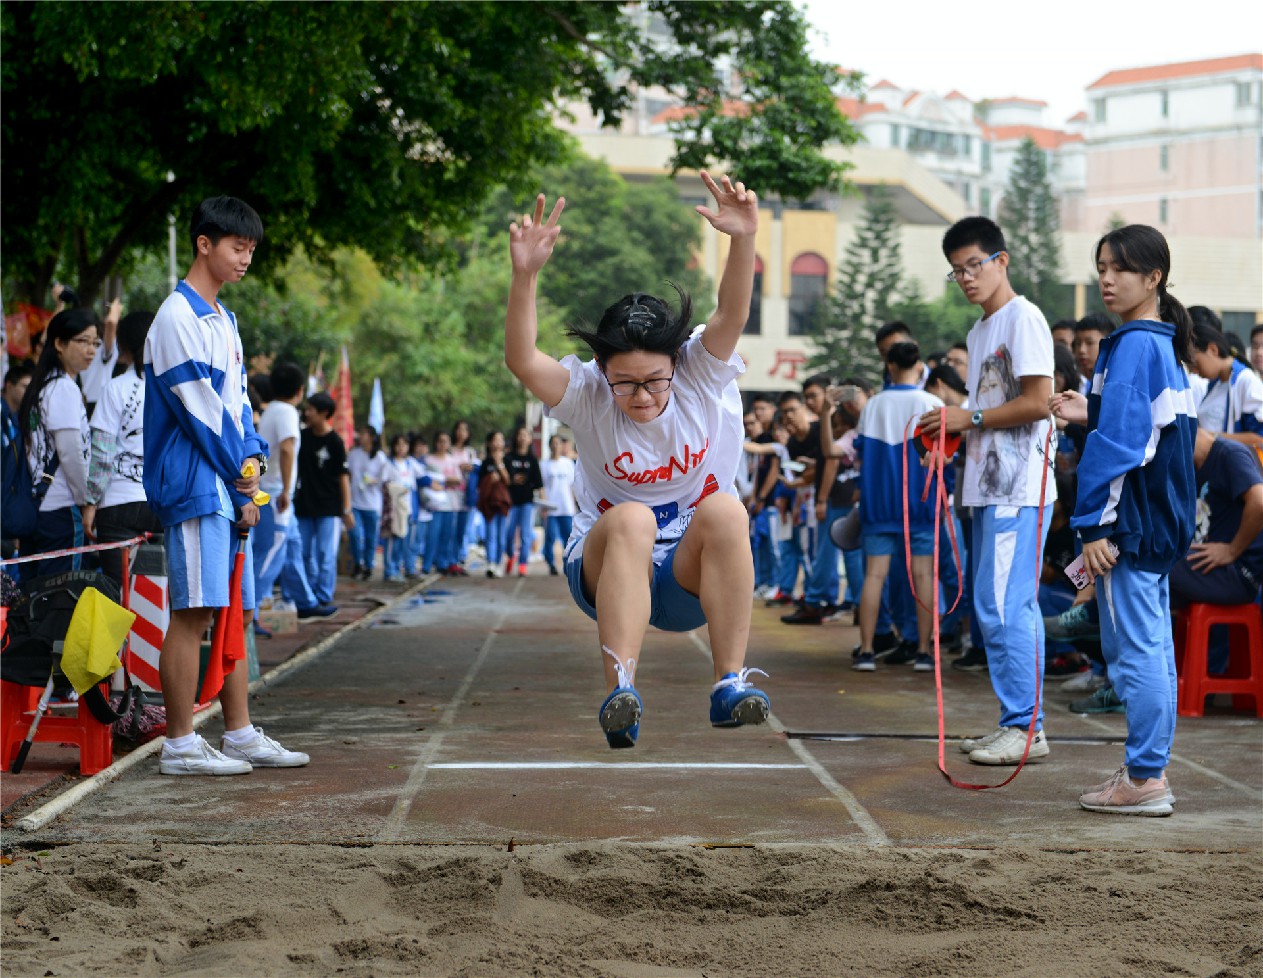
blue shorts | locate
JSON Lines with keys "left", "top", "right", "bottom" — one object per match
{"left": 863, "top": 528, "right": 934, "bottom": 558}
{"left": 167, "top": 514, "right": 256, "bottom": 612}
{"left": 566, "top": 542, "right": 706, "bottom": 633}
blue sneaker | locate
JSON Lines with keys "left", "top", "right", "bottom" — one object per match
{"left": 599, "top": 649, "right": 641, "bottom": 749}
{"left": 599, "top": 686, "right": 642, "bottom": 749}
{"left": 709, "top": 668, "right": 770, "bottom": 727}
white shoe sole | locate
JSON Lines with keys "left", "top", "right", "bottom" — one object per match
{"left": 1079, "top": 799, "right": 1173, "bottom": 816}
{"left": 159, "top": 759, "right": 252, "bottom": 776}
{"left": 969, "top": 744, "right": 1050, "bottom": 766}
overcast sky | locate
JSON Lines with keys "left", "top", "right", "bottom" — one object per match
{"left": 799, "top": 0, "right": 1254, "bottom": 126}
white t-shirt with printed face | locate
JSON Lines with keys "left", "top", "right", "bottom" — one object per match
{"left": 30, "top": 375, "right": 90, "bottom": 511}
{"left": 547, "top": 330, "right": 745, "bottom": 565}
{"left": 257, "top": 400, "right": 301, "bottom": 524}
{"left": 90, "top": 371, "right": 148, "bottom": 509}
{"left": 962, "top": 295, "right": 1057, "bottom": 508}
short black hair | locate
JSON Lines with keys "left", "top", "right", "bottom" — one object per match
{"left": 1251, "top": 324, "right": 1263, "bottom": 340}
{"left": 1051, "top": 319, "right": 1076, "bottom": 334}
{"left": 1053, "top": 343, "right": 1080, "bottom": 393}
{"left": 777, "top": 390, "right": 804, "bottom": 409}
{"left": 841, "top": 375, "right": 874, "bottom": 395}
{"left": 884, "top": 340, "right": 921, "bottom": 372}
{"left": 942, "top": 216, "right": 1006, "bottom": 259}
{"left": 1076, "top": 312, "right": 1114, "bottom": 336}
{"left": 802, "top": 373, "right": 832, "bottom": 393}
{"left": 568, "top": 285, "right": 693, "bottom": 365}
{"left": 875, "top": 321, "right": 913, "bottom": 346}
{"left": 949, "top": 341, "right": 967, "bottom": 354}
{"left": 306, "top": 390, "right": 336, "bottom": 419}
{"left": 189, "top": 195, "right": 264, "bottom": 249}
{"left": 4, "top": 362, "right": 34, "bottom": 386}
{"left": 270, "top": 361, "right": 306, "bottom": 401}
{"left": 926, "top": 363, "right": 966, "bottom": 396}
{"left": 751, "top": 392, "right": 776, "bottom": 406}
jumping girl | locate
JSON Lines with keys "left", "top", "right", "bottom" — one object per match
{"left": 503, "top": 172, "right": 769, "bottom": 749}
{"left": 1052, "top": 224, "right": 1198, "bottom": 816}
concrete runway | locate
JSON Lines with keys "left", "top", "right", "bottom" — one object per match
{"left": 11, "top": 573, "right": 1262, "bottom": 851}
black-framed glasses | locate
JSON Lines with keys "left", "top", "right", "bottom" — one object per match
{"left": 606, "top": 373, "right": 674, "bottom": 397}
{"left": 946, "top": 251, "right": 1002, "bottom": 282}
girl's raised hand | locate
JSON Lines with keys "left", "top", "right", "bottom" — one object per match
{"left": 695, "top": 170, "right": 758, "bottom": 238}
{"left": 509, "top": 194, "right": 565, "bottom": 275}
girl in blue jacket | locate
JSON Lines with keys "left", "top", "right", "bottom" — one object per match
{"left": 1053, "top": 224, "right": 1197, "bottom": 817}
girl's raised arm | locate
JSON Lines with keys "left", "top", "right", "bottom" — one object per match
{"left": 695, "top": 171, "right": 758, "bottom": 364}
{"left": 505, "top": 194, "right": 571, "bottom": 408}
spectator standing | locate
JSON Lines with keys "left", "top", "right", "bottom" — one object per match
{"left": 347, "top": 425, "right": 388, "bottom": 580}
{"left": 2, "top": 363, "right": 34, "bottom": 559}
{"left": 82, "top": 310, "right": 163, "bottom": 584}
{"left": 381, "top": 433, "right": 417, "bottom": 581}
{"left": 540, "top": 433, "right": 576, "bottom": 575}
{"left": 504, "top": 425, "right": 544, "bottom": 576}
{"left": 253, "top": 362, "right": 331, "bottom": 628}
{"left": 293, "top": 391, "right": 353, "bottom": 608}
{"left": 18, "top": 308, "right": 97, "bottom": 576}
{"left": 145, "top": 195, "right": 308, "bottom": 775}
{"left": 422, "top": 431, "right": 461, "bottom": 574}
{"left": 449, "top": 420, "right": 477, "bottom": 567}
{"left": 79, "top": 297, "right": 121, "bottom": 415}
{"left": 477, "top": 430, "right": 512, "bottom": 577}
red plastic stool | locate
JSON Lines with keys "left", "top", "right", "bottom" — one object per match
{"left": 1, "top": 679, "right": 114, "bottom": 775}
{"left": 1175, "top": 603, "right": 1263, "bottom": 718}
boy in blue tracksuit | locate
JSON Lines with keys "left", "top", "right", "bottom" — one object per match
{"left": 144, "top": 196, "right": 309, "bottom": 777}
{"left": 1055, "top": 224, "right": 1197, "bottom": 816}
{"left": 853, "top": 341, "right": 944, "bottom": 673}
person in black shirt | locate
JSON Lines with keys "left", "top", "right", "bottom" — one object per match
{"left": 503, "top": 425, "right": 544, "bottom": 576}
{"left": 294, "top": 392, "right": 353, "bottom": 607}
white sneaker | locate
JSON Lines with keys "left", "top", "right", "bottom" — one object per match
{"left": 160, "top": 735, "right": 252, "bottom": 776}
{"left": 969, "top": 727, "right": 1050, "bottom": 765}
{"left": 1062, "top": 670, "right": 1106, "bottom": 693}
{"left": 958, "top": 726, "right": 1005, "bottom": 754}
{"left": 220, "top": 727, "right": 310, "bottom": 768}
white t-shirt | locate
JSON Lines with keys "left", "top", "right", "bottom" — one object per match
{"left": 1198, "top": 364, "right": 1263, "bottom": 435}
{"left": 547, "top": 329, "right": 745, "bottom": 565}
{"left": 962, "top": 295, "right": 1057, "bottom": 508}
{"left": 90, "top": 371, "right": 147, "bottom": 508}
{"left": 257, "top": 400, "right": 301, "bottom": 524}
{"left": 29, "top": 375, "right": 89, "bottom": 511}
{"left": 348, "top": 446, "right": 388, "bottom": 512}
{"left": 540, "top": 456, "right": 577, "bottom": 516}
{"left": 79, "top": 340, "right": 118, "bottom": 406}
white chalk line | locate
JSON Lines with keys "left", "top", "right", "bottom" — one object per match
{"left": 686, "top": 631, "right": 890, "bottom": 846}
{"left": 430, "top": 762, "right": 806, "bottom": 770}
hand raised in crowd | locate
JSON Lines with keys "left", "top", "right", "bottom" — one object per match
{"left": 509, "top": 194, "right": 565, "bottom": 276}
{"left": 695, "top": 170, "right": 758, "bottom": 238}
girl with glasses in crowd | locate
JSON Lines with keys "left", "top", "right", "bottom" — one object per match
{"left": 503, "top": 171, "right": 770, "bottom": 749}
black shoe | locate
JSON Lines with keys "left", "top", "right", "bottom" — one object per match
{"left": 873, "top": 631, "right": 899, "bottom": 654}
{"left": 820, "top": 603, "right": 846, "bottom": 623}
{"left": 781, "top": 604, "right": 824, "bottom": 625}
{"left": 951, "top": 647, "right": 988, "bottom": 672}
{"left": 547, "top": 564, "right": 559, "bottom": 576}
{"left": 297, "top": 604, "right": 339, "bottom": 619}
{"left": 940, "top": 626, "right": 963, "bottom": 654}
{"left": 881, "top": 640, "right": 919, "bottom": 665}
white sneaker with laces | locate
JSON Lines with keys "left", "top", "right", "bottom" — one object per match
{"left": 160, "top": 735, "right": 252, "bottom": 776}
{"left": 220, "top": 727, "right": 310, "bottom": 768}
{"left": 969, "top": 726, "right": 1050, "bottom": 765}
{"left": 958, "top": 726, "right": 1006, "bottom": 754}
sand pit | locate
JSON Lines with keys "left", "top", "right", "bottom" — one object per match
{"left": 3, "top": 841, "right": 1260, "bottom": 977}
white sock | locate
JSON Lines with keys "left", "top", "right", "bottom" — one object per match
{"left": 164, "top": 732, "right": 198, "bottom": 752}
{"left": 222, "top": 725, "right": 258, "bottom": 747}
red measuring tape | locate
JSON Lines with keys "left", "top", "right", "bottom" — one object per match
{"left": 901, "top": 408, "right": 1052, "bottom": 790}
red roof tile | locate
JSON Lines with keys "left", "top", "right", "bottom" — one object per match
{"left": 1088, "top": 53, "right": 1263, "bottom": 89}
{"left": 983, "top": 125, "right": 1084, "bottom": 150}
{"left": 987, "top": 96, "right": 1049, "bottom": 106}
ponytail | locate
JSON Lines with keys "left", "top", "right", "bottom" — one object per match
{"left": 1160, "top": 289, "right": 1194, "bottom": 366}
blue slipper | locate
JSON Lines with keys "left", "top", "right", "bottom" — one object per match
{"left": 710, "top": 668, "right": 770, "bottom": 727}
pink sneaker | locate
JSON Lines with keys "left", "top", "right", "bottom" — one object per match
{"left": 1079, "top": 766, "right": 1173, "bottom": 816}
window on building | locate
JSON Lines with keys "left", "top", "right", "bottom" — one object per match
{"left": 1093, "top": 99, "right": 1106, "bottom": 123}
{"left": 962, "top": 135, "right": 972, "bottom": 155}
{"left": 981, "top": 143, "right": 991, "bottom": 172}
{"left": 1159, "top": 144, "right": 1169, "bottom": 171}
{"left": 1160, "top": 91, "right": 1169, "bottom": 118}
{"left": 1159, "top": 198, "right": 1169, "bottom": 223}
{"left": 746, "top": 256, "right": 764, "bottom": 335}
{"left": 962, "top": 181, "right": 972, "bottom": 204}
{"left": 1235, "top": 82, "right": 1253, "bottom": 107}
{"left": 788, "top": 253, "right": 828, "bottom": 336}
{"left": 890, "top": 124, "right": 901, "bottom": 147}
{"left": 980, "top": 187, "right": 992, "bottom": 215}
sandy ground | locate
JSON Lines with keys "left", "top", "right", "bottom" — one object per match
{"left": 3, "top": 841, "right": 1261, "bottom": 977}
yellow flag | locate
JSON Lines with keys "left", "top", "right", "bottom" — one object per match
{"left": 60, "top": 587, "right": 137, "bottom": 695}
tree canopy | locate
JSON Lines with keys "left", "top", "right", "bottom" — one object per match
{"left": 2, "top": 1, "right": 860, "bottom": 305}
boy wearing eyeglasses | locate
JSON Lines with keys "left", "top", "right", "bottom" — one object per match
{"left": 919, "top": 216, "right": 1056, "bottom": 767}
{"left": 503, "top": 171, "right": 770, "bottom": 749}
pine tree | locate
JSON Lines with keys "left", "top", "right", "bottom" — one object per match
{"left": 998, "top": 138, "right": 1064, "bottom": 316}
{"left": 811, "top": 184, "right": 905, "bottom": 384}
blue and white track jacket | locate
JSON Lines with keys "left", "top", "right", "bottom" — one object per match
{"left": 142, "top": 281, "right": 267, "bottom": 527}
{"left": 1070, "top": 319, "right": 1197, "bottom": 573}
{"left": 856, "top": 385, "right": 945, "bottom": 533}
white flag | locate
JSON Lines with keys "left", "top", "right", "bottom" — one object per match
{"left": 368, "top": 377, "right": 385, "bottom": 435}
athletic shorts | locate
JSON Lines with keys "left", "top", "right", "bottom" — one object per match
{"left": 166, "top": 514, "right": 256, "bottom": 612}
{"left": 566, "top": 541, "right": 706, "bottom": 633}
{"left": 863, "top": 528, "right": 934, "bottom": 558}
